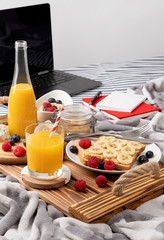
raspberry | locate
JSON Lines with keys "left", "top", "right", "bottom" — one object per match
{"left": 2, "top": 141, "right": 12, "bottom": 151}
{"left": 74, "top": 180, "right": 86, "bottom": 192}
{"left": 96, "top": 175, "right": 108, "bottom": 187}
{"left": 104, "top": 160, "right": 115, "bottom": 170}
{"left": 43, "top": 102, "right": 52, "bottom": 109}
{"left": 79, "top": 138, "right": 91, "bottom": 149}
{"left": 87, "top": 156, "right": 99, "bottom": 168}
{"left": 13, "top": 146, "right": 26, "bottom": 157}
{"left": 46, "top": 107, "right": 56, "bottom": 112}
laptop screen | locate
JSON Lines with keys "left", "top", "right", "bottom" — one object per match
{"left": 0, "top": 3, "right": 53, "bottom": 87}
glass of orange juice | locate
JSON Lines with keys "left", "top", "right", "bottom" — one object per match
{"left": 25, "top": 123, "right": 64, "bottom": 179}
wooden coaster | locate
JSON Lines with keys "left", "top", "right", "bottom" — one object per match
{"left": 0, "top": 139, "right": 26, "bottom": 164}
{"left": 21, "top": 165, "right": 71, "bottom": 189}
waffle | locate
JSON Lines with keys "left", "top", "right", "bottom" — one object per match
{"left": 74, "top": 136, "right": 146, "bottom": 170}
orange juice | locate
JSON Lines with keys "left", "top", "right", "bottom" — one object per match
{"left": 26, "top": 131, "right": 64, "bottom": 173}
{"left": 8, "top": 83, "right": 37, "bottom": 137}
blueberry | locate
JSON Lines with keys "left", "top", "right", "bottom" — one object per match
{"left": 43, "top": 107, "right": 47, "bottom": 111}
{"left": 70, "top": 145, "right": 78, "bottom": 154}
{"left": 138, "top": 155, "right": 149, "bottom": 164}
{"left": 48, "top": 97, "right": 56, "bottom": 103}
{"left": 23, "top": 140, "right": 26, "bottom": 147}
{"left": 98, "top": 161, "right": 104, "bottom": 170}
{"left": 146, "top": 151, "right": 154, "bottom": 158}
{"left": 8, "top": 138, "right": 15, "bottom": 146}
{"left": 52, "top": 105, "right": 57, "bottom": 109}
{"left": 11, "top": 134, "right": 20, "bottom": 143}
{"left": 56, "top": 100, "right": 62, "bottom": 104}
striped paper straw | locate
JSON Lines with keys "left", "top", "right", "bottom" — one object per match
{"left": 49, "top": 107, "right": 64, "bottom": 136}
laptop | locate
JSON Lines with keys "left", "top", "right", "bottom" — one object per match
{"left": 0, "top": 3, "right": 101, "bottom": 99}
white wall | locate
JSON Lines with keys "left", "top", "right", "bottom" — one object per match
{"left": 1, "top": 0, "right": 164, "bottom": 69}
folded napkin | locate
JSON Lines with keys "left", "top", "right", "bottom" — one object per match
{"left": 0, "top": 104, "right": 8, "bottom": 117}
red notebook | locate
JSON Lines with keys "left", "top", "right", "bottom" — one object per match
{"left": 83, "top": 95, "right": 162, "bottom": 120}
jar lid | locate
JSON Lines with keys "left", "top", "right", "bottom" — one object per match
{"left": 61, "top": 104, "right": 93, "bottom": 122}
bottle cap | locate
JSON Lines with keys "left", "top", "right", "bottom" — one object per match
{"left": 15, "top": 40, "right": 27, "bottom": 48}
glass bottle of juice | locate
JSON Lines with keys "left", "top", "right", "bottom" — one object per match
{"left": 8, "top": 40, "right": 37, "bottom": 138}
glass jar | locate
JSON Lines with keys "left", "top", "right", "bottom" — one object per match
{"left": 59, "top": 104, "right": 95, "bottom": 135}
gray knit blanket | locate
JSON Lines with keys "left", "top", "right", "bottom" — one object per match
{"left": 1, "top": 76, "right": 164, "bottom": 240}
{"left": 0, "top": 176, "right": 164, "bottom": 240}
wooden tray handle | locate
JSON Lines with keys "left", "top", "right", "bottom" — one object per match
{"left": 0, "top": 96, "right": 9, "bottom": 104}
{"left": 112, "top": 162, "right": 160, "bottom": 196}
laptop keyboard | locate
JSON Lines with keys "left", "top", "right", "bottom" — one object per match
{"left": 32, "top": 71, "right": 73, "bottom": 90}
{"left": 0, "top": 70, "right": 76, "bottom": 96}
{"left": 0, "top": 85, "right": 11, "bottom": 96}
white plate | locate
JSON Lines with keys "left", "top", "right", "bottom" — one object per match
{"left": 66, "top": 140, "right": 162, "bottom": 174}
{"left": 36, "top": 90, "right": 73, "bottom": 122}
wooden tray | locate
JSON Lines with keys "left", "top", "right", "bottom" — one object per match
{"left": 1, "top": 96, "right": 164, "bottom": 222}
{"left": 0, "top": 159, "right": 163, "bottom": 223}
